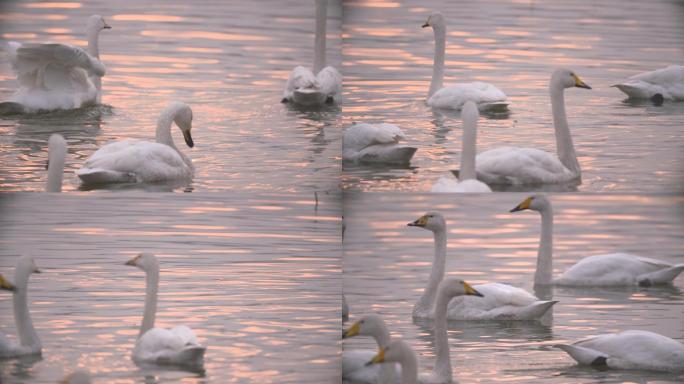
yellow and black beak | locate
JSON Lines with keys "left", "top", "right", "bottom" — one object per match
{"left": 103, "top": 21, "right": 111, "bottom": 29}
{"left": 34, "top": 267, "right": 42, "bottom": 274}
{"left": 343, "top": 321, "right": 361, "bottom": 339}
{"left": 125, "top": 255, "right": 139, "bottom": 266}
{"left": 365, "top": 347, "right": 386, "bottom": 366}
{"left": 183, "top": 130, "right": 194, "bottom": 148}
{"left": 463, "top": 281, "right": 484, "bottom": 297}
{"left": 407, "top": 215, "right": 428, "bottom": 227}
{"left": 573, "top": 74, "right": 591, "bottom": 89}
{"left": 421, "top": 22, "right": 430, "bottom": 28}
{"left": 510, "top": 196, "right": 533, "bottom": 213}
{"left": 0, "top": 276, "right": 15, "bottom": 291}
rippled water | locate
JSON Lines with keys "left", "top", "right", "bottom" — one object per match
{"left": 0, "top": 192, "right": 341, "bottom": 383}
{"left": 341, "top": 0, "right": 684, "bottom": 192}
{"left": 0, "top": 0, "right": 342, "bottom": 192}
{"left": 343, "top": 193, "right": 684, "bottom": 383}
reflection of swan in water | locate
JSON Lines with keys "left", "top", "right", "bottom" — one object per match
{"left": 46, "top": 134, "right": 67, "bottom": 192}
{"left": 342, "top": 314, "right": 400, "bottom": 384}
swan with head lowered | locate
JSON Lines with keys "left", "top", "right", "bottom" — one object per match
{"left": 365, "top": 278, "right": 485, "bottom": 384}
{"left": 431, "top": 101, "right": 491, "bottom": 193}
{"left": 343, "top": 314, "right": 400, "bottom": 384}
{"left": 46, "top": 134, "right": 67, "bottom": 192}
{"left": 0, "top": 15, "right": 110, "bottom": 114}
{"left": 473, "top": 69, "right": 590, "bottom": 186}
{"left": 408, "top": 212, "right": 557, "bottom": 321}
{"left": 613, "top": 65, "right": 684, "bottom": 104}
{"left": 0, "top": 255, "right": 42, "bottom": 359}
{"left": 510, "top": 195, "right": 684, "bottom": 286}
{"left": 343, "top": 122, "right": 417, "bottom": 165}
{"left": 282, "top": 0, "right": 342, "bottom": 107}
{"left": 125, "top": 253, "right": 206, "bottom": 367}
{"left": 76, "top": 102, "right": 195, "bottom": 185}
{"left": 422, "top": 12, "right": 507, "bottom": 112}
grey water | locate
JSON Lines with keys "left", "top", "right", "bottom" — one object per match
{"left": 0, "top": 192, "right": 341, "bottom": 383}
{"left": 343, "top": 193, "right": 684, "bottom": 383}
{"left": 341, "top": 0, "right": 684, "bottom": 192}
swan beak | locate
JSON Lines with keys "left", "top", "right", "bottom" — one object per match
{"left": 510, "top": 196, "right": 533, "bottom": 212}
{"left": 573, "top": 74, "right": 591, "bottom": 89}
{"left": 125, "top": 255, "right": 139, "bottom": 266}
{"left": 421, "top": 22, "right": 430, "bottom": 28}
{"left": 103, "top": 21, "right": 111, "bottom": 29}
{"left": 0, "top": 276, "right": 15, "bottom": 291}
{"left": 407, "top": 215, "right": 428, "bottom": 227}
{"left": 365, "top": 347, "right": 386, "bottom": 366}
{"left": 463, "top": 281, "right": 484, "bottom": 297}
{"left": 183, "top": 130, "right": 194, "bottom": 148}
{"left": 343, "top": 321, "right": 360, "bottom": 339}
{"left": 33, "top": 268, "right": 42, "bottom": 274}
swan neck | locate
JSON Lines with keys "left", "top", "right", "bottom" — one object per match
{"left": 400, "top": 350, "right": 419, "bottom": 384}
{"left": 46, "top": 146, "right": 65, "bottom": 193}
{"left": 87, "top": 27, "right": 100, "bottom": 58}
{"left": 460, "top": 114, "right": 477, "bottom": 180}
{"left": 417, "top": 229, "right": 447, "bottom": 315}
{"left": 550, "top": 85, "right": 580, "bottom": 175}
{"left": 374, "top": 323, "right": 392, "bottom": 347}
{"left": 535, "top": 206, "right": 554, "bottom": 285}
{"left": 156, "top": 109, "right": 179, "bottom": 150}
{"left": 428, "top": 26, "right": 446, "bottom": 98}
{"left": 433, "top": 289, "right": 453, "bottom": 381}
{"left": 313, "top": 0, "right": 327, "bottom": 74}
{"left": 13, "top": 267, "right": 40, "bottom": 350}
{"left": 140, "top": 267, "right": 159, "bottom": 338}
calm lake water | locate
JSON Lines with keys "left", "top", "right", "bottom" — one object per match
{"left": 341, "top": 0, "right": 684, "bottom": 192}
{"left": 0, "top": 0, "right": 342, "bottom": 192}
{"left": 343, "top": 193, "right": 684, "bottom": 383}
{"left": 0, "top": 192, "right": 341, "bottom": 383}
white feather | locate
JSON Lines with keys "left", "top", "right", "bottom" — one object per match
{"left": 343, "top": 123, "right": 417, "bottom": 164}
{"left": 613, "top": 65, "right": 684, "bottom": 100}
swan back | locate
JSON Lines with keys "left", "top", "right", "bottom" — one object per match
{"left": 46, "top": 134, "right": 67, "bottom": 192}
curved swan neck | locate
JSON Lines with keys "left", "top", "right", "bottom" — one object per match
{"left": 87, "top": 27, "right": 101, "bottom": 58}
{"left": 535, "top": 205, "right": 554, "bottom": 285}
{"left": 313, "top": 0, "right": 328, "bottom": 74}
{"left": 460, "top": 106, "right": 478, "bottom": 180}
{"left": 399, "top": 347, "right": 419, "bottom": 384}
{"left": 416, "top": 229, "right": 447, "bottom": 315}
{"left": 374, "top": 323, "right": 392, "bottom": 347}
{"left": 46, "top": 137, "right": 66, "bottom": 193}
{"left": 550, "top": 83, "right": 580, "bottom": 176}
{"left": 433, "top": 289, "right": 453, "bottom": 381}
{"left": 429, "top": 24, "right": 446, "bottom": 98}
{"left": 13, "top": 265, "right": 40, "bottom": 350}
{"left": 139, "top": 265, "right": 159, "bottom": 338}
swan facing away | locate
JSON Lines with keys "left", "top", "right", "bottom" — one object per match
{"left": 77, "top": 102, "right": 194, "bottom": 185}
{"left": 422, "top": 12, "right": 507, "bottom": 112}
{"left": 408, "top": 212, "right": 557, "bottom": 321}
{"left": 613, "top": 65, "right": 684, "bottom": 103}
{"left": 511, "top": 195, "right": 684, "bottom": 286}
{"left": 46, "top": 134, "right": 67, "bottom": 192}
{"left": 125, "top": 253, "right": 206, "bottom": 367}
{"left": 343, "top": 314, "right": 400, "bottom": 384}
{"left": 366, "top": 278, "right": 485, "bottom": 384}
{"left": 282, "top": 0, "right": 342, "bottom": 107}
{"left": 431, "top": 101, "right": 491, "bottom": 193}
{"left": 0, "top": 255, "right": 42, "bottom": 359}
{"left": 343, "top": 123, "right": 417, "bottom": 165}
{"left": 0, "top": 15, "right": 110, "bottom": 114}
{"left": 555, "top": 330, "right": 684, "bottom": 372}
{"left": 474, "top": 69, "right": 591, "bottom": 186}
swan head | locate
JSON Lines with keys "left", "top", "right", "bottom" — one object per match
{"left": 510, "top": 195, "right": 551, "bottom": 213}
{"left": 343, "top": 314, "right": 385, "bottom": 339}
{"left": 366, "top": 339, "right": 415, "bottom": 367}
{"left": 407, "top": 212, "right": 446, "bottom": 232}
{"left": 439, "top": 277, "right": 484, "bottom": 299}
{"left": 551, "top": 69, "right": 591, "bottom": 90}
{"left": 125, "top": 253, "right": 159, "bottom": 272}
{"left": 168, "top": 102, "right": 194, "bottom": 148}
{"left": 87, "top": 15, "right": 111, "bottom": 32}
{"left": 422, "top": 12, "right": 445, "bottom": 30}
{"left": 0, "top": 274, "right": 15, "bottom": 292}
{"left": 15, "top": 255, "right": 41, "bottom": 284}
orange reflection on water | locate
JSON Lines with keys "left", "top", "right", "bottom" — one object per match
{"left": 112, "top": 14, "right": 184, "bottom": 22}
{"left": 22, "top": 2, "right": 81, "bottom": 8}
{"left": 141, "top": 30, "right": 271, "bottom": 42}
{"left": 0, "top": 13, "right": 67, "bottom": 21}
{"left": 347, "top": 0, "right": 401, "bottom": 8}
{"left": 350, "top": 27, "right": 406, "bottom": 37}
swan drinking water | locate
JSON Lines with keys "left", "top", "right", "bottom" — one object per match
{"left": 77, "top": 102, "right": 195, "bottom": 185}
{"left": 46, "top": 134, "right": 67, "bottom": 192}
{"left": 343, "top": 314, "right": 400, "bottom": 384}
{"left": 282, "top": 0, "right": 342, "bottom": 107}
{"left": 1, "top": 15, "right": 110, "bottom": 114}
{"left": 343, "top": 123, "right": 417, "bottom": 165}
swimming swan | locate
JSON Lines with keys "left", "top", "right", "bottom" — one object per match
{"left": 510, "top": 195, "right": 684, "bottom": 286}
{"left": 46, "top": 134, "right": 67, "bottom": 192}
{"left": 555, "top": 330, "right": 684, "bottom": 372}
{"left": 408, "top": 212, "right": 557, "bottom": 320}
{"left": 613, "top": 65, "right": 684, "bottom": 103}
{"left": 0, "top": 255, "right": 42, "bottom": 358}
{"left": 343, "top": 314, "right": 400, "bottom": 384}
{"left": 366, "top": 278, "right": 485, "bottom": 384}
{"left": 125, "top": 253, "right": 206, "bottom": 367}
{"left": 474, "top": 69, "right": 590, "bottom": 186}
{"left": 343, "top": 123, "right": 417, "bottom": 165}
{"left": 77, "top": 102, "right": 194, "bottom": 185}
{"left": 282, "top": 0, "right": 342, "bottom": 106}
{"left": 422, "top": 12, "right": 507, "bottom": 111}
{"left": 1, "top": 15, "right": 110, "bottom": 114}
{"left": 431, "top": 101, "right": 491, "bottom": 193}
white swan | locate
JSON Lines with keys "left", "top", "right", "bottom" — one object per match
{"left": 510, "top": 195, "right": 684, "bottom": 286}
{"left": 282, "top": 0, "right": 342, "bottom": 106}
{"left": 125, "top": 253, "right": 206, "bottom": 367}
{"left": 1, "top": 15, "right": 110, "bottom": 114}
{"left": 555, "top": 330, "right": 684, "bottom": 372}
{"left": 431, "top": 101, "right": 491, "bottom": 193}
{"left": 46, "top": 134, "right": 67, "bottom": 192}
{"left": 0, "top": 255, "right": 42, "bottom": 358}
{"left": 474, "top": 69, "right": 591, "bottom": 186}
{"left": 366, "top": 278, "right": 485, "bottom": 384}
{"left": 613, "top": 65, "right": 684, "bottom": 103}
{"left": 343, "top": 123, "right": 417, "bottom": 165}
{"left": 422, "top": 12, "right": 507, "bottom": 111}
{"left": 77, "top": 102, "right": 194, "bottom": 185}
{"left": 343, "top": 314, "right": 400, "bottom": 384}
{"left": 408, "top": 212, "right": 557, "bottom": 320}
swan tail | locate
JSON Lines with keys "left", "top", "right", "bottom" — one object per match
{"left": 518, "top": 300, "right": 558, "bottom": 320}
{"left": 0, "top": 101, "right": 27, "bottom": 115}
{"left": 176, "top": 346, "right": 206, "bottom": 366}
{"left": 292, "top": 88, "right": 327, "bottom": 106}
{"left": 76, "top": 167, "right": 137, "bottom": 184}
{"left": 637, "top": 264, "right": 684, "bottom": 286}
{"left": 478, "top": 101, "right": 509, "bottom": 112}
{"left": 612, "top": 83, "right": 651, "bottom": 99}
{"left": 554, "top": 344, "right": 608, "bottom": 367}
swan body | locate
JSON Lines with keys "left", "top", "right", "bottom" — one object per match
{"left": 408, "top": 212, "right": 556, "bottom": 321}
{"left": 2, "top": 15, "right": 110, "bottom": 113}
{"left": 475, "top": 69, "right": 590, "bottom": 185}
{"left": 343, "top": 315, "right": 401, "bottom": 384}
{"left": 77, "top": 102, "right": 194, "bottom": 185}
{"left": 555, "top": 330, "right": 684, "bottom": 372}
{"left": 511, "top": 195, "right": 684, "bottom": 287}
{"left": 613, "top": 65, "right": 684, "bottom": 101}
{"left": 46, "top": 134, "right": 67, "bottom": 192}
{"left": 431, "top": 101, "right": 491, "bottom": 193}
{"left": 0, "top": 256, "right": 42, "bottom": 359}
{"left": 423, "top": 12, "right": 507, "bottom": 111}
{"left": 343, "top": 123, "right": 417, "bottom": 165}
{"left": 125, "top": 253, "right": 205, "bottom": 367}
{"left": 282, "top": 0, "right": 342, "bottom": 106}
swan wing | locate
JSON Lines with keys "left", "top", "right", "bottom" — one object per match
{"left": 428, "top": 82, "right": 507, "bottom": 110}
{"left": 316, "top": 66, "right": 342, "bottom": 100}
{"left": 343, "top": 349, "right": 401, "bottom": 383}
{"left": 447, "top": 283, "right": 555, "bottom": 320}
{"left": 476, "top": 147, "right": 576, "bottom": 185}
{"left": 555, "top": 253, "right": 675, "bottom": 286}
{"left": 431, "top": 176, "right": 491, "bottom": 193}
{"left": 134, "top": 327, "right": 205, "bottom": 366}
{"left": 283, "top": 65, "right": 318, "bottom": 100}
{"left": 343, "top": 123, "right": 406, "bottom": 151}
{"left": 614, "top": 65, "right": 684, "bottom": 100}
{"left": 9, "top": 43, "right": 105, "bottom": 87}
